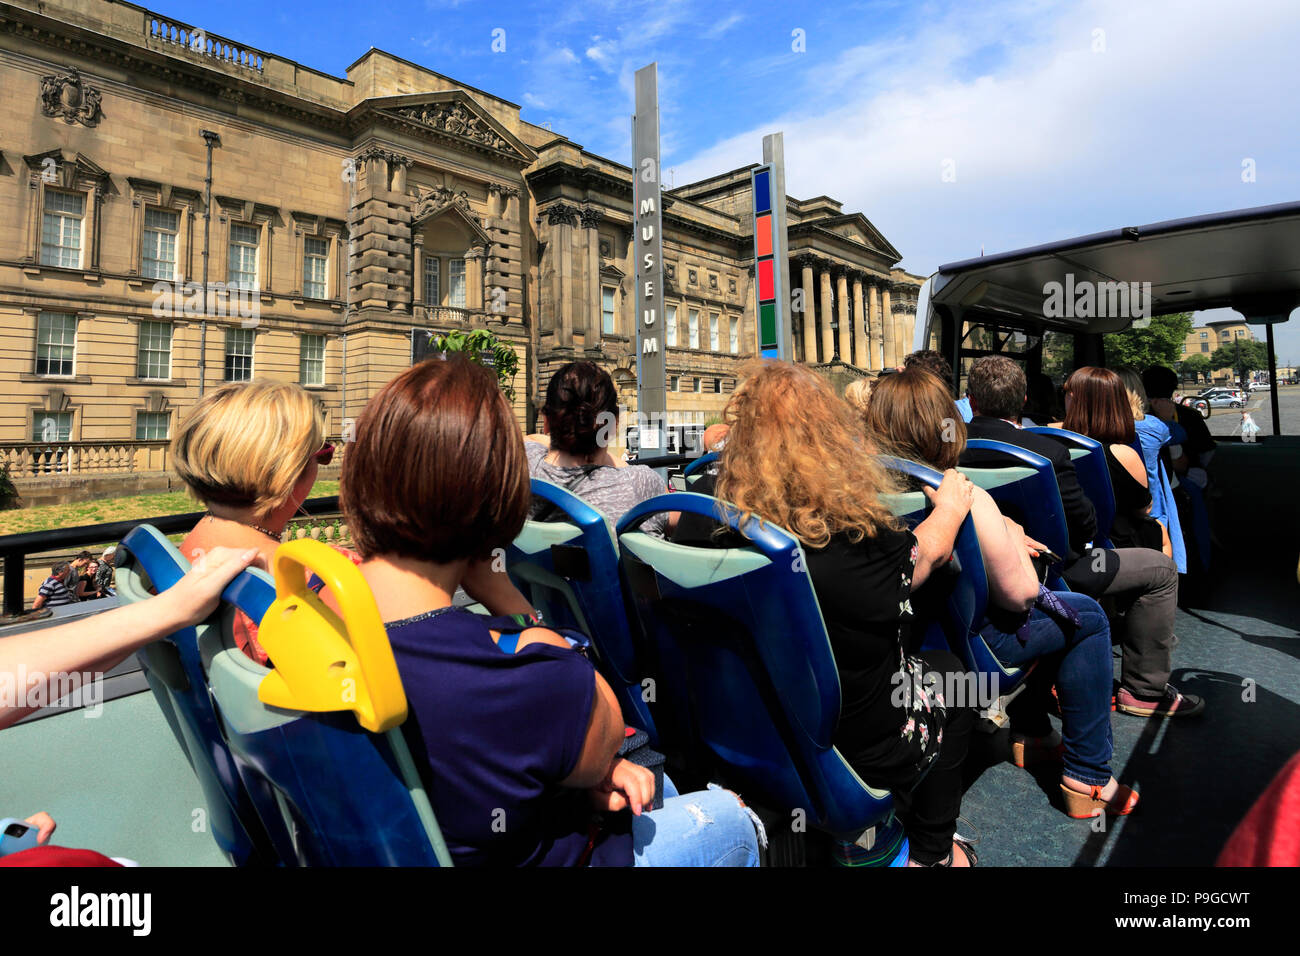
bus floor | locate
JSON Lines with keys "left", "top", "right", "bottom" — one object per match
{"left": 960, "top": 552, "right": 1300, "bottom": 866}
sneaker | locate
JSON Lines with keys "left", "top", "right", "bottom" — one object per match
{"left": 1116, "top": 684, "right": 1205, "bottom": 718}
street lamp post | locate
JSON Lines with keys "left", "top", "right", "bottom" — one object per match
{"left": 199, "top": 129, "right": 222, "bottom": 396}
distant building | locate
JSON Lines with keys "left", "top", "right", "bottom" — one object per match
{"left": 0, "top": 0, "right": 921, "bottom": 500}
{"left": 1181, "top": 320, "right": 1254, "bottom": 383}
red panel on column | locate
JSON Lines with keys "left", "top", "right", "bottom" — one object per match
{"left": 758, "top": 258, "right": 774, "bottom": 301}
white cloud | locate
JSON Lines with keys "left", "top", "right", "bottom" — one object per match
{"left": 704, "top": 12, "right": 744, "bottom": 39}
{"left": 671, "top": 0, "right": 1300, "bottom": 355}
{"left": 522, "top": 92, "right": 547, "bottom": 108}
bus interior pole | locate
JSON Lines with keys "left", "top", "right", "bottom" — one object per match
{"left": 1267, "top": 322, "right": 1281, "bottom": 436}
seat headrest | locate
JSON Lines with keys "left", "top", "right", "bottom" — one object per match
{"left": 256, "top": 540, "right": 407, "bottom": 734}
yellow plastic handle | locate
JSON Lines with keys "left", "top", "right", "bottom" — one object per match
{"left": 256, "top": 539, "right": 407, "bottom": 733}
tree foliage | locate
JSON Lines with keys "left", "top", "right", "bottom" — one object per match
{"left": 1103, "top": 312, "right": 1193, "bottom": 371}
{"left": 1176, "top": 352, "right": 1211, "bottom": 383}
{"left": 423, "top": 328, "right": 519, "bottom": 402}
{"left": 1209, "top": 339, "right": 1269, "bottom": 380}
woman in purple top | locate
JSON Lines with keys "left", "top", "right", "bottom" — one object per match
{"left": 339, "top": 354, "right": 760, "bottom": 866}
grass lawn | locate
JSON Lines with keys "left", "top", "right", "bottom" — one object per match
{"left": 0, "top": 480, "right": 340, "bottom": 537}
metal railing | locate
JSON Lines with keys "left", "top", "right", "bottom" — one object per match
{"left": 0, "top": 496, "right": 341, "bottom": 617}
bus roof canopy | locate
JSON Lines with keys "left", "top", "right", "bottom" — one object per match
{"left": 928, "top": 200, "right": 1300, "bottom": 335}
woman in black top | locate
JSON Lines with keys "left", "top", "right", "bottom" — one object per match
{"left": 674, "top": 361, "right": 979, "bottom": 866}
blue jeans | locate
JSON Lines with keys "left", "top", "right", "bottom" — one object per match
{"left": 631, "top": 775, "right": 761, "bottom": 867}
{"left": 979, "top": 592, "right": 1113, "bottom": 787}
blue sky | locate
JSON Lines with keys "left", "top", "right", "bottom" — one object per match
{"left": 156, "top": 0, "right": 1300, "bottom": 363}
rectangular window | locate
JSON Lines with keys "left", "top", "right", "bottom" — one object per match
{"left": 602, "top": 287, "right": 616, "bottom": 335}
{"left": 228, "top": 223, "right": 260, "bottom": 290}
{"left": 141, "top": 208, "right": 179, "bottom": 281}
{"left": 41, "top": 190, "right": 84, "bottom": 269}
{"left": 303, "top": 236, "right": 329, "bottom": 299}
{"left": 693, "top": 376, "right": 702, "bottom": 393}
{"left": 1200, "top": 331, "right": 1208, "bottom": 339}
{"left": 709, "top": 313, "right": 719, "bottom": 351}
{"left": 688, "top": 309, "right": 699, "bottom": 349}
{"left": 35, "top": 312, "right": 76, "bottom": 377}
{"left": 669, "top": 375, "right": 679, "bottom": 391}
{"left": 136, "top": 321, "right": 172, "bottom": 380}
{"left": 729, "top": 316, "right": 740, "bottom": 353}
{"left": 224, "top": 327, "right": 254, "bottom": 381}
{"left": 711, "top": 378, "right": 722, "bottom": 394}
{"left": 135, "top": 411, "right": 169, "bottom": 441}
{"left": 448, "top": 258, "right": 466, "bottom": 308}
{"left": 424, "top": 257, "right": 440, "bottom": 306}
{"left": 666, "top": 305, "right": 678, "bottom": 347}
{"left": 300, "top": 333, "right": 325, "bottom": 386}
{"left": 1201, "top": 343, "right": 1209, "bottom": 352}
{"left": 32, "top": 410, "right": 72, "bottom": 443}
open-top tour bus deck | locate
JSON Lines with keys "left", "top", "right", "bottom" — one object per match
{"left": 1, "top": 202, "right": 1298, "bottom": 867}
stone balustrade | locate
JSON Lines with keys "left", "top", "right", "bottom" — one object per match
{"left": 146, "top": 13, "right": 266, "bottom": 72}
{"left": 0, "top": 441, "right": 170, "bottom": 479}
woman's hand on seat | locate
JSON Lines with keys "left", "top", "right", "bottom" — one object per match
{"left": 589, "top": 758, "right": 656, "bottom": 816}
{"left": 924, "top": 469, "right": 974, "bottom": 519}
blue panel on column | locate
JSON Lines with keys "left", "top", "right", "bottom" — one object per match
{"left": 753, "top": 169, "right": 771, "bottom": 214}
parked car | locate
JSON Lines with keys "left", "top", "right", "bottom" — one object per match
{"left": 1198, "top": 387, "right": 1245, "bottom": 408}
{"left": 1249, "top": 382, "right": 1271, "bottom": 392}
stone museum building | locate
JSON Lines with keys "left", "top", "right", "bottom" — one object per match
{"left": 0, "top": 0, "right": 922, "bottom": 499}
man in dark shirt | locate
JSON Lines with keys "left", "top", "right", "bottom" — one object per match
{"left": 957, "top": 356, "right": 1201, "bottom": 718}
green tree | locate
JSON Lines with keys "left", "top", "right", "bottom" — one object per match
{"left": 1177, "top": 352, "right": 1211, "bottom": 385}
{"left": 1209, "top": 339, "right": 1269, "bottom": 384}
{"left": 1103, "top": 312, "right": 1193, "bottom": 371}
{"left": 422, "top": 328, "right": 519, "bottom": 402}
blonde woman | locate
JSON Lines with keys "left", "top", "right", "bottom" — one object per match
{"left": 171, "top": 381, "right": 331, "bottom": 663}
{"left": 673, "top": 361, "right": 983, "bottom": 865}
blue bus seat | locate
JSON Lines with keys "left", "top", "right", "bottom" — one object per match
{"left": 509, "top": 479, "right": 656, "bottom": 741}
{"left": 1022, "top": 426, "right": 1116, "bottom": 550}
{"left": 206, "top": 539, "right": 452, "bottom": 866}
{"left": 877, "top": 458, "right": 1030, "bottom": 697}
{"left": 683, "top": 452, "right": 719, "bottom": 488}
{"left": 614, "top": 491, "right": 905, "bottom": 858}
{"left": 115, "top": 525, "right": 284, "bottom": 866}
{"left": 960, "top": 438, "right": 1070, "bottom": 588}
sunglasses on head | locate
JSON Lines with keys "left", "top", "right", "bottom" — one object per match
{"left": 314, "top": 443, "right": 335, "bottom": 466}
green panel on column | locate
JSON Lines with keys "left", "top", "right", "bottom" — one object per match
{"left": 760, "top": 302, "right": 777, "bottom": 349}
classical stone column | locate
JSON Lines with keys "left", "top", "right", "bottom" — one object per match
{"left": 412, "top": 233, "right": 424, "bottom": 309}
{"left": 581, "top": 207, "right": 604, "bottom": 344}
{"left": 546, "top": 203, "right": 579, "bottom": 347}
{"left": 818, "top": 266, "right": 834, "bottom": 363}
{"left": 799, "top": 255, "right": 816, "bottom": 363}
{"left": 881, "top": 283, "right": 896, "bottom": 368}
{"left": 465, "top": 245, "right": 485, "bottom": 311}
{"left": 852, "top": 274, "right": 868, "bottom": 369}
{"left": 835, "top": 268, "right": 851, "bottom": 365}
{"left": 867, "top": 282, "right": 881, "bottom": 369}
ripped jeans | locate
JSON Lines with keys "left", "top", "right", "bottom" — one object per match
{"left": 631, "top": 776, "right": 762, "bottom": 867}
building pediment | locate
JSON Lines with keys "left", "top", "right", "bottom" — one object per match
{"left": 411, "top": 190, "right": 490, "bottom": 246}
{"left": 23, "top": 148, "right": 110, "bottom": 188}
{"left": 351, "top": 92, "right": 536, "bottom": 167}
{"left": 796, "top": 212, "right": 902, "bottom": 262}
